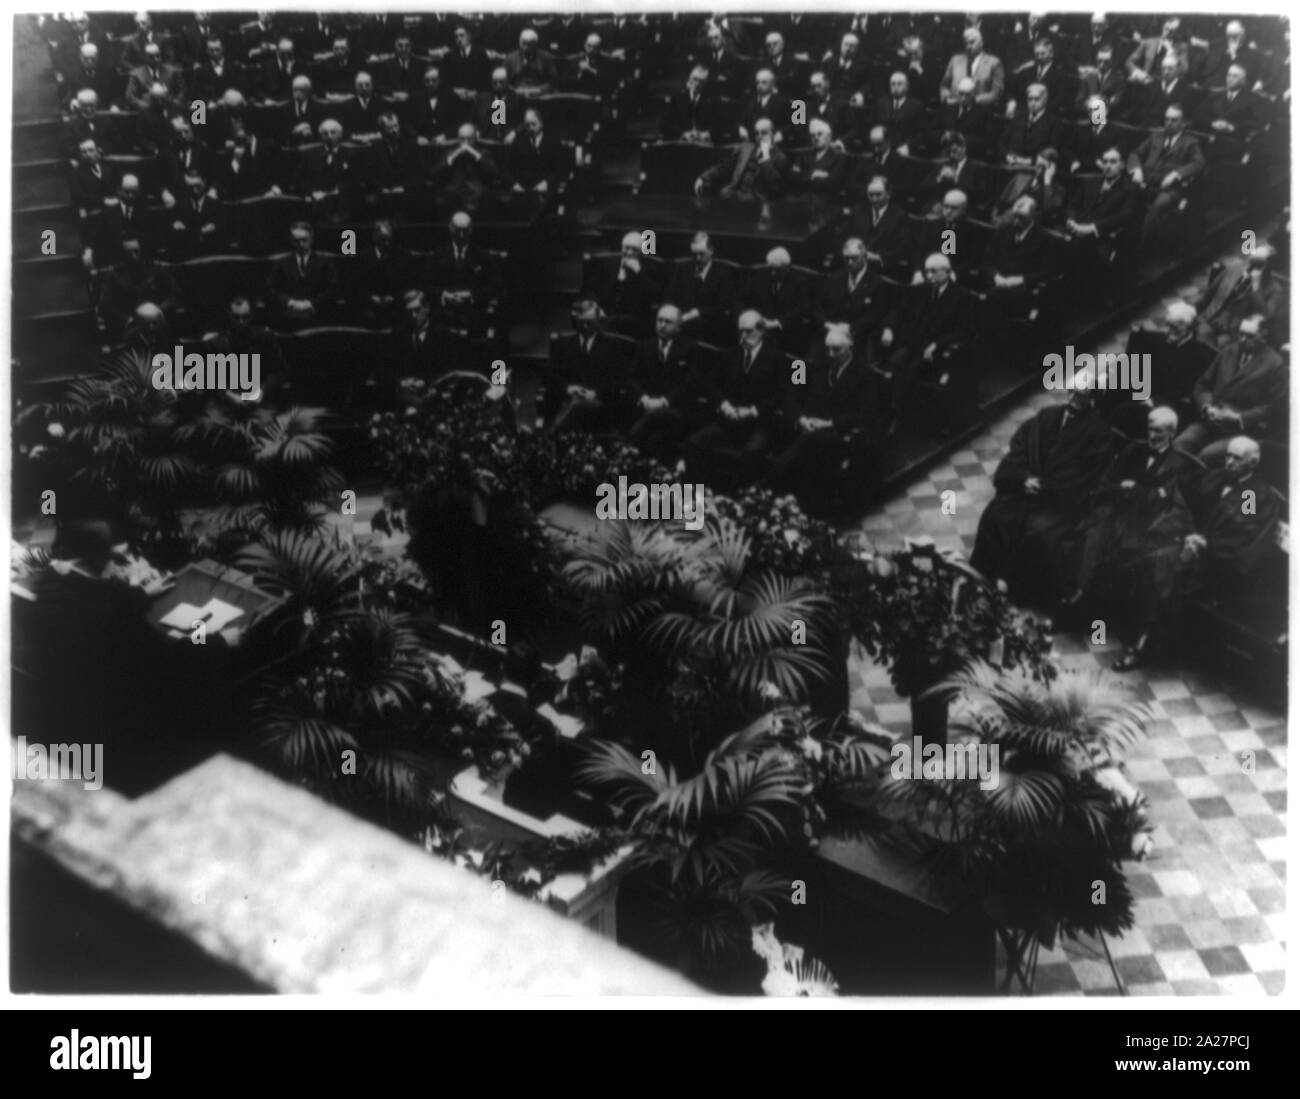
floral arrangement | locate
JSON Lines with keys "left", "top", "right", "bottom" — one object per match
{"left": 829, "top": 536, "right": 1056, "bottom": 697}
{"left": 750, "top": 923, "right": 840, "bottom": 996}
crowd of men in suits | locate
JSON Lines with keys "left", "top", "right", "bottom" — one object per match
{"left": 42, "top": 12, "right": 1289, "bottom": 649}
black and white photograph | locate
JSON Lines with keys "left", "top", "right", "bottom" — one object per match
{"left": 4, "top": 3, "right": 1294, "bottom": 1024}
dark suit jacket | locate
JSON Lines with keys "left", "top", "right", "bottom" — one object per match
{"left": 1198, "top": 89, "right": 1262, "bottom": 143}
{"left": 696, "top": 47, "right": 747, "bottom": 93}
{"left": 630, "top": 336, "right": 713, "bottom": 408}
{"left": 1193, "top": 342, "right": 1287, "bottom": 431}
{"left": 717, "top": 341, "right": 788, "bottom": 423}
{"left": 666, "top": 261, "right": 738, "bottom": 336}
{"left": 792, "top": 349, "right": 882, "bottom": 434}
{"left": 278, "top": 99, "right": 325, "bottom": 146}
{"left": 1181, "top": 469, "right": 1281, "bottom": 577}
{"left": 70, "top": 161, "right": 121, "bottom": 212}
{"left": 700, "top": 143, "right": 788, "bottom": 200}
{"left": 424, "top": 243, "right": 503, "bottom": 307}
{"left": 340, "top": 96, "right": 384, "bottom": 139}
{"left": 585, "top": 256, "right": 662, "bottom": 328}
{"left": 886, "top": 282, "right": 972, "bottom": 356}
{"left": 999, "top": 110, "right": 1067, "bottom": 161}
{"left": 933, "top": 101, "right": 997, "bottom": 158}
{"left": 1128, "top": 130, "right": 1205, "bottom": 186}
{"left": 210, "top": 144, "right": 271, "bottom": 199}
{"left": 814, "top": 268, "right": 891, "bottom": 343}
{"left": 267, "top": 251, "right": 342, "bottom": 313}
{"left": 873, "top": 95, "right": 926, "bottom": 145}
{"left": 550, "top": 332, "right": 633, "bottom": 404}
{"left": 1067, "top": 176, "right": 1143, "bottom": 239}
{"left": 790, "top": 147, "right": 850, "bottom": 198}
{"left": 1146, "top": 334, "right": 1218, "bottom": 410}
{"left": 1198, "top": 262, "right": 1288, "bottom": 341}
{"left": 258, "top": 57, "right": 307, "bottom": 100}
{"left": 507, "top": 132, "right": 565, "bottom": 191}
{"left": 294, "top": 145, "right": 356, "bottom": 196}
{"left": 365, "top": 134, "right": 423, "bottom": 191}
{"left": 982, "top": 223, "right": 1056, "bottom": 287}
{"left": 743, "top": 267, "right": 811, "bottom": 336}
{"left": 190, "top": 60, "right": 245, "bottom": 103}
{"left": 911, "top": 217, "right": 987, "bottom": 283}
{"left": 737, "top": 93, "right": 791, "bottom": 140}
{"left": 474, "top": 90, "right": 522, "bottom": 142}
{"left": 443, "top": 47, "right": 492, "bottom": 93}
{"left": 661, "top": 89, "right": 723, "bottom": 142}
{"left": 849, "top": 202, "right": 913, "bottom": 273}
{"left": 377, "top": 57, "right": 425, "bottom": 99}
{"left": 919, "top": 158, "right": 988, "bottom": 208}
{"left": 824, "top": 53, "right": 872, "bottom": 101}
{"left": 1069, "top": 122, "right": 1124, "bottom": 171}
{"left": 429, "top": 142, "right": 500, "bottom": 198}
{"left": 408, "top": 92, "right": 459, "bottom": 140}
{"left": 167, "top": 195, "right": 231, "bottom": 251}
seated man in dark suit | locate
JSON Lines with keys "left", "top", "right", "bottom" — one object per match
{"left": 981, "top": 195, "right": 1056, "bottom": 328}
{"left": 736, "top": 68, "right": 791, "bottom": 144}
{"left": 693, "top": 117, "right": 788, "bottom": 202}
{"left": 1126, "top": 104, "right": 1205, "bottom": 247}
{"left": 1176, "top": 315, "right": 1287, "bottom": 463}
{"left": 474, "top": 67, "right": 523, "bottom": 143}
{"left": 788, "top": 118, "right": 849, "bottom": 200}
{"left": 1063, "top": 404, "right": 1198, "bottom": 608}
{"left": 165, "top": 171, "right": 229, "bottom": 258}
{"left": 365, "top": 112, "right": 423, "bottom": 199}
{"left": 430, "top": 121, "right": 501, "bottom": 209}
{"left": 880, "top": 253, "right": 974, "bottom": 430}
{"left": 1196, "top": 246, "right": 1288, "bottom": 348}
{"left": 910, "top": 189, "right": 985, "bottom": 286}
{"left": 584, "top": 231, "right": 662, "bottom": 339}
{"left": 661, "top": 65, "right": 722, "bottom": 144}
{"left": 351, "top": 218, "right": 419, "bottom": 327}
{"left": 279, "top": 75, "right": 324, "bottom": 147}
{"left": 293, "top": 118, "right": 356, "bottom": 223}
{"left": 258, "top": 38, "right": 305, "bottom": 101}
{"left": 683, "top": 310, "right": 789, "bottom": 490}
{"left": 1122, "top": 301, "right": 1218, "bottom": 433}
{"left": 873, "top": 71, "right": 926, "bottom": 150}
{"left": 666, "top": 232, "right": 737, "bottom": 345}
{"left": 627, "top": 304, "right": 712, "bottom": 459}
{"left": 548, "top": 300, "right": 633, "bottom": 433}
{"left": 849, "top": 174, "right": 913, "bottom": 278}
{"left": 203, "top": 296, "right": 289, "bottom": 400}
{"left": 340, "top": 71, "right": 384, "bottom": 143}
{"left": 743, "top": 247, "right": 810, "bottom": 354}
{"left": 1111, "top": 434, "right": 1282, "bottom": 670}
{"left": 266, "top": 220, "right": 342, "bottom": 327}
{"left": 423, "top": 210, "right": 503, "bottom": 335}
{"left": 378, "top": 33, "right": 425, "bottom": 101}
{"left": 409, "top": 66, "right": 458, "bottom": 144}
{"left": 933, "top": 77, "right": 996, "bottom": 159}
{"left": 1000, "top": 83, "right": 1067, "bottom": 168}
{"left": 1063, "top": 145, "right": 1143, "bottom": 299}
{"left": 388, "top": 288, "right": 464, "bottom": 398}
{"left": 798, "top": 71, "right": 852, "bottom": 147}
{"left": 919, "top": 132, "right": 987, "bottom": 213}
{"left": 762, "top": 323, "right": 882, "bottom": 507}
{"left": 70, "top": 138, "right": 121, "bottom": 219}
{"left": 97, "top": 235, "right": 180, "bottom": 338}
{"left": 88, "top": 173, "right": 150, "bottom": 268}
{"left": 813, "top": 237, "right": 891, "bottom": 349}
{"left": 971, "top": 374, "right": 1117, "bottom": 597}
{"left": 505, "top": 106, "right": 564, "bottom": 194}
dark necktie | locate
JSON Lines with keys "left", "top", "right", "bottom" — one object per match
{"left": 659, "top": 341, "right": 669, "bottom": 363}
{"left": 743, "top": 348, "right": 754, "bottom": 373}
{"left": 298, "top": 256, "right": 307, "bottom": 277}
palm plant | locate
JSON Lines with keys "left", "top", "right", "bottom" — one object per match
{"left": 577, "top": 706, "right": 892, "bottom": 986}
{"left": 875, "top": 660, "right": 1154, "bottom": 994}
{"left": 563, "top": 518, "right": 837, "bottom": 762}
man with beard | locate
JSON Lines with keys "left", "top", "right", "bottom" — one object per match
{"left": 1111, "top": 435, "right": 1282, "bottom": 670}
{"left": 1062, "top": 405, "right": 1198, "bottom": 608}
{"left": 971, "top": 372, "right": 1116, "bottom": 596}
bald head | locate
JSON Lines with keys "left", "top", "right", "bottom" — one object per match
{"left": 1225, "top": 435, "right": 1261, "bottom": 477}
{"left": 766, "top": 247, "right": 791, "bottom": 268}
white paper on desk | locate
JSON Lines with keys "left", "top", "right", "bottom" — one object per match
{"left": 535, "top": 703, "right": 584, "bottom": 740}
{"left": 159, "top": 602, "right": 206, "bottom": 630}
{"left": 197, "top": 598, "right": 244, "bottom": 632}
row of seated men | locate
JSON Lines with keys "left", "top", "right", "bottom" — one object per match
{"left": 68, "top": 104, "right": 574, "bottom": 224}
{"left": 47, "top": 11, "right": 1288, "bottom": 116}
{"left": 971, "top": 381, "right": 1285, "bottom": 672}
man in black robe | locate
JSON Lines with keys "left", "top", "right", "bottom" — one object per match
{"left": 971, "top": 373, "right": 1116, "bottom": 597}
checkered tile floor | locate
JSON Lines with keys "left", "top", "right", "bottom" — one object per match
{"left": 846, "top": 278, "right": 1287, "bottom": 997}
